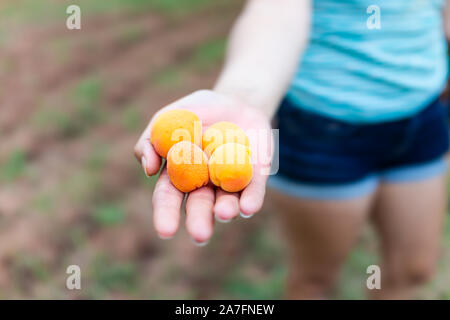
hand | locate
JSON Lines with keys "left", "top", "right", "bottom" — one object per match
{"left": 134, "top": 90, "right": 273, "bottom": 245}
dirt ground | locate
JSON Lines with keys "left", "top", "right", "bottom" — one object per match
{"left": 0, "top": 0, "right": 449, "bottom": 299}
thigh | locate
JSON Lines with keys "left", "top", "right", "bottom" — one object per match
{"left": 270, "top": 189, "right": 374, "bottom": 298}
{"left": 372, "top": 174, "right": 447, "bottom": 288}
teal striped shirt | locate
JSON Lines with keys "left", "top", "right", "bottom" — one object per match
{"left": 287, "top": 0, "right": 448, "bottom": 123}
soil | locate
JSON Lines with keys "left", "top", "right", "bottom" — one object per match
{"left": 0, "top": 1, "right": 286, "bottom": 299}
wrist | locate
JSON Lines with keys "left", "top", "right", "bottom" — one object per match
{"left": 213, "top": 81, "right": 279, "bottom": 119}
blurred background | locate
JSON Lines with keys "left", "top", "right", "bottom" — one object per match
{"left": 0, "top": 0, "right": 449, "bottom": 299}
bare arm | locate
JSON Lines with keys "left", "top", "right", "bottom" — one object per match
{"left": 134, "top": 0, "right": 311, "bottom": 242}
{"left": 444, "top": 0, "right": 450, "bottom": 41}
{"left": 214, "top": 0, "right": 311, "bottom": 117}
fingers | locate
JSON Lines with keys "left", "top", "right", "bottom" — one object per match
{"left": 185, "top": 185, "right": 215, "bottom": 244}
{"left": 152, "top": 169, "right": 184, "bottom": 239}
{"left": 134, "top": 137, "right": 161, "bottom": 176}
{"left": 214, "top": 189, "right": 240, "bottom": 222}
{"left": 239, "top": 170, "right": 268, "bottom": 217}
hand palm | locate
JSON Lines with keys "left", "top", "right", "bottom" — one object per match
{"left": 134, "top": 90, "right": 272, "bottom": 244}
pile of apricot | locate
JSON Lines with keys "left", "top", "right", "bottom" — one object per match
{"left": 150, "top": 109, "right": 253, "bottom": 193}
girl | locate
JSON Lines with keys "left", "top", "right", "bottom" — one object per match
{"left": 134, "top": 0, "right": 450, "bottom": 299}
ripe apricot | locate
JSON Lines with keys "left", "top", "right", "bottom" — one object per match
{"left": 202, "top": 121, "right": 250, "bottom": 158}
{"left": 208, "top": 142, "right": 253, "bottom": 193}
{"left": 151, "top": 109, "right": 202, "bottom": 158}
{"left": 167, "top": 141, "right": 209, "bottom": 193}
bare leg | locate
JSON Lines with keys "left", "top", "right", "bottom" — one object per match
{"left": 371, "top": 175, "right": 447, "bottom": 299}
{"left": 270, "top": 189, "right": 374, "bottom": 299}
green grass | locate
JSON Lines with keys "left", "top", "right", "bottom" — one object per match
{"left": 11, "top": 255, "right": 49, "bottom": 282}
{"left": 420, "top": 217, "right": 450, "bottom": 299}
{"left": 150, "top": 37, "right": 226, "bottom": 90}
{"left": 118, "top": 25, "right": 148, "bottom": 47}
{"left": 0, "top": 0, "right": 223, "bottom": 25}
{"left": 338, "top": 247, "right": 378, "bottom": 299}
{"left": 153, "top": 67, "right": 183, "bottom": 89}
{"left": 88, "top": 254, "right": 139, "bottom": 297}
{"left": 187, "top": 38, "right": 227, "bottom": 72}
{"left": 68, "top": 225, "right": 88, "bottom": 248}
{"left": 121, "top": 105, "right": 143, "bottom": 132}
{"left": 85, "top": 144, "right": 109, "bottom": 170}
{"left": 0, "top": 0, "right": 232, "bottom": 47}
{"left": 32, "top": 77, "right": 105, "bottom": 138}
{"left": 444, "top": 216, "right": 450, "bottom": 242}
{"left": 337, "top": 221, "right": 450, "bottom": 299}
{"left": 47, "top": 38, "right": 72, "bottom": 65}
{"left": 0, "top": 150, "right": 27, "bottom": 182}
{"left": 95, "top": 262, "right": 137, "bottom": 290}
{"left": 92, "top": 204, "right": 126, "bottom": 226}
{"left": 30, "top": 193, "right": 54, "bottom": 213}
{"left": 64, "top": 167, "right": 102, "bottom": 203}
{"left": 31, "top": 107, "right": 81, "bottom": 138}
{"left": 73, "top": 76, "right": 103, "bottom": 125}
{"left": 74, "top": 0, "right": 215, "bottom": 16}
{"left": 138, "top": 158, "right": 164, "bottom": 189}
{"left": 139, "top": 172, "right": 159, "bottom": 190}
{"left": 223, "top": 266, "right": 285, "bottom": 300}
{"left": 247, "top": 228, "right": 285, "bottom": 268}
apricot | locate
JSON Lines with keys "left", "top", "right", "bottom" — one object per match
{"left": 202, "top": 121, "right": 250, "bottom": 158}
{"left": 167, "top": 141, "right": 209, "bottom": 193}
{"left": 151, "top": 109, "right": 202, "bottom": 158}
{"left": 208, "top": 143, "right": 253, "bottom": 193}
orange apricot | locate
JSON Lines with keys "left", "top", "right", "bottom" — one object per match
{"left": 167, "top": 141, "right": 209, "bottom": 193}
{"left": 151, "top": 109, "right": 202, "bottom": 158}
{"left": 208, "top": 142, "right": 253, "bottom": 192}
{"left": 202, "top": 121, "right": 250, "bottom": 158}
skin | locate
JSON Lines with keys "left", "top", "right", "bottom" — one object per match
{"left": 135, "top": 0, "right": 309, "bottom": 244}
{"left": 272, "top": 175, "right": 447, "bottom": 299}
{"left": 370, "top": 176, "right": 447, "bottom": 299}
{"left": 135, "top": 0, "right": 450, "bottom": 298}
{"left": 270, "top": 188, "right": 374, "bottom": 299}
{"left": 135, "top": 91, "right": 272, "bottom": 243}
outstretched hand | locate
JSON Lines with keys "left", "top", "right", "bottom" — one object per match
{"left": 134, "top": 90, "right": 272, "bottom": 245}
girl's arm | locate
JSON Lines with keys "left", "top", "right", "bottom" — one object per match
{"left": 134, "top": 0, "right": 311, "bottom": 242}
{"left": 444, "top": 0, "right": 450, "bottom": 41}
{"left": 214, "top": 0, "right": 311, "bottom": 117}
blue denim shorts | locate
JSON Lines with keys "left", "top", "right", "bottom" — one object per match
{"left": 268, "top": 97, "right": 449, "bottom": 200}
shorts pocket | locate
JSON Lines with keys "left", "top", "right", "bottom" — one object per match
{"left": 289, "top": 108, "right": 360, "bottom": 141}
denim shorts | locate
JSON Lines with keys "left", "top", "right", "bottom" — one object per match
{"left": 268, "top": 97, "right": 449, "bottom": 200}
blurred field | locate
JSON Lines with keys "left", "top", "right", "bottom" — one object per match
{"left": 0, "top": 0, "right": 449, "bottom": 299}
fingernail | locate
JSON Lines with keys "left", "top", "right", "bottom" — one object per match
{"left": 141, "top": 156, "right": 149, "bottom": 177}
{"left": 215, "top": 214, "right": 231, "bottom": 223}
{"left": 240, "top": 212, "right": 253, "bottom": 219}
{"left": 191, "top": 238, "right": 209, "bottom": 247}
{"left": 158, "top": 234, "right": 174, "bottom": 240}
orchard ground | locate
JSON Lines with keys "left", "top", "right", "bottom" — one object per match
{"left": 1, "top": 0, "right": 450, "bottom": 299}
